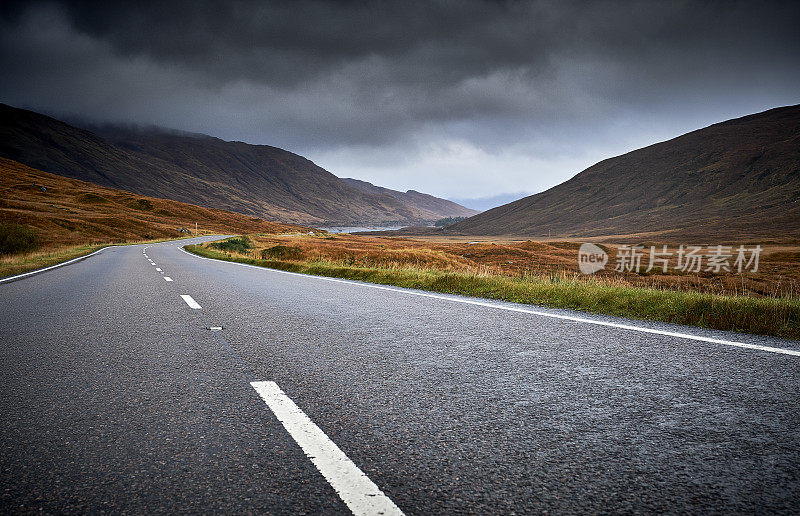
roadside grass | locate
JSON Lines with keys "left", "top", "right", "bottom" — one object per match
{"left": 186, "top": 243, "right": 800, "bottom": 340}
{"left": 0, "top": 235, "right": 199, "bottom": 280}
{"left": 196, "top": 230, "right": 800, "bottom": 300}
{"left": 0, "top": 243, "right": 106, "bottom": 279}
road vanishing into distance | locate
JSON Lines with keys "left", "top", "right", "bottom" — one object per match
{"left": 2, "top": 236, "right": 799, "bottom": 514}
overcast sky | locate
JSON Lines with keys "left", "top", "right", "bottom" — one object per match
{"left": 1, "top": 0, "right": 798, "bottom": 204}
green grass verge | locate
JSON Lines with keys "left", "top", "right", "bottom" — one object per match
{"left": 186, "top": 244, "right": 800, "bottom": 340}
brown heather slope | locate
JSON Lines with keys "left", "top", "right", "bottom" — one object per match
{"left": 448, "top": 104, "right": 800, "bottom": 241}
{"left": 0, "top": 103, "right": 474, "bottom": 226}
{"left": 0, "top": 157, "right": 306, "bottom": 248}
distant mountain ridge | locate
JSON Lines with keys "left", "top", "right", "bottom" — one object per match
{"left": 0, "top": 103, "right": 475, "bottom": 226}
{"left": 448, "top": 192, "right": 529, "bottom": 212}
{"left": 447, "top": 104, "right": 800, "bottom": 240}
{"left": 342, "top": 178, "right": 477, "bottom": 221}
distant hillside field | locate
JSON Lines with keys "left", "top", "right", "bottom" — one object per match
{"left": 0, "top": 103, "right": 475, "bottom": 226}
{"left": 0, "top": 157, "right": 305, "bottom": 248}
{"left": 447, "top": 104, "right": 800, "bottom": 241}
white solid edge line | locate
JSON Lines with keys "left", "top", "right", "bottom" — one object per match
{"left": 251, "top": 381, "right": 404, "bottom": 516}
{"left": 179, "top": 247, "right": 800, "bottom": 357}
{"left": 164, "top": 277, "right": 173, "bottom": 282}
{"left": 180, "top": 294, "right": 201, "bottom": 309}
{"left": 0, "top": 245, "right": 118, "bottom": 284}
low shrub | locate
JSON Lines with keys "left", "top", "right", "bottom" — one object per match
{"left": 210, "top": 236, "right": 253, "bottom": 253}
{"left": 0, "top": 223, "right": 40, "bottom": 255}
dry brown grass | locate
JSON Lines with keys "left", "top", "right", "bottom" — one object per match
{"left": 222, "top": 232, "right": 800, "bottom": 301}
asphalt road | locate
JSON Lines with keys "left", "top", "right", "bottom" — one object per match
{"left": 2, "top": 236, "right": 799, "bottom": 514}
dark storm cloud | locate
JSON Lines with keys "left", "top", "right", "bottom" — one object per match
{"left": 1, "top": 0, "right": 799, "bottom": 197}
{"left": 5, "top": 0, "right": 546, "bottom": 86}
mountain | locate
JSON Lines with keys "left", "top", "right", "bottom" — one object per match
{"left": 341, "top": 178, "right": 478, "bottom": 220}
{"left": 0, "top": 103, "right": 474, "bottom": 226}
{"left": 0, "top": 157, "right": 306, "bottom": 248}
{"left": 447, "top": 192, "right": 529, "bottom": 212}
{"left": 447, "top": 104, "right": 800, "bottom": 240}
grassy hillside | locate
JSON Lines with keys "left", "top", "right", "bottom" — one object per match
{"left": 448, "top": 104, "right": 800, "bottom": 240}
{"left": 0, "top": 103, "right": 475, "bottom": 226}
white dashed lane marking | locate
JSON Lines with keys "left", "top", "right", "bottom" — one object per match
{"left": 180, "top": 295, "right": 201, "bottom": 309}
{"left": 144, "top": 240, "right": 401, "bottom": 513}
{"left": 251, "top": 381, "right": 404, "bottom": 516}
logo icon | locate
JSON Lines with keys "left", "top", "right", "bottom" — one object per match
{"left": 578, "top": 243, "right": 608, "bottom": 274}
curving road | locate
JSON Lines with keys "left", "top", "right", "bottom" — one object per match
{"left": 1, "top": 236, "right": 799, "bottom": 514}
